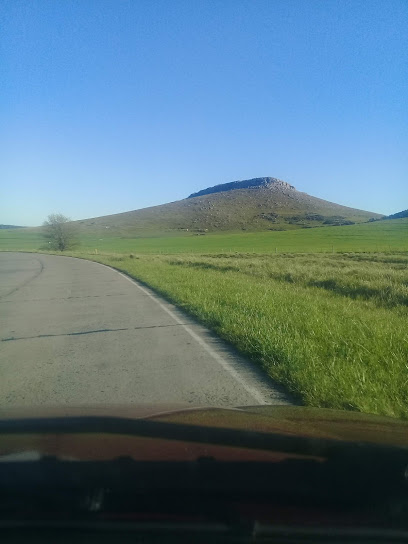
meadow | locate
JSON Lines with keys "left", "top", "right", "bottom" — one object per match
{"left": 1, "top": 219, "right": 407, "bottom": 418}
{"left": 1, "top": 217, "right": 407, "bottom": 254}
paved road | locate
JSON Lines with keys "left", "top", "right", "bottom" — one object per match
{"left": 0, "top": 253, "right": 291, "bottom": 407}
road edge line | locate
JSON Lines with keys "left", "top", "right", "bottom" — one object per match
{"left": 93, "top": 261, "right": 268, "bottom": 405}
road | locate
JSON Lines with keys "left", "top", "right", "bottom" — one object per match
{"left": 0, "top": 252, "right": 291, "bottom": 407}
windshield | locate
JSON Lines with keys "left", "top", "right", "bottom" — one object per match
{"left": 1, "top": 0, "right": 407, "bottom": 422}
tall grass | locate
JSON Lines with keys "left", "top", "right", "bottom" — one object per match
{"left": 73, "top": 251, "right": 408, "bottom": 419}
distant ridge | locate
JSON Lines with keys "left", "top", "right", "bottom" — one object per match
{"left": 385, "top": 209, "right": 408, "bottom": 220}
{"left": 0, "top": 224, "right": 25, "bottom": 229}
{"left": 188, "top": 177, "right": 295, "bottom": 198}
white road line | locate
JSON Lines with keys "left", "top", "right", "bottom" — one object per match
{"left": 94, "top": 261, "right": 267, "bottom": 405}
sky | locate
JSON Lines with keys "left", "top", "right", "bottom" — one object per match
{"left": 1, "top": 0, "right": 407, "bottom": 226}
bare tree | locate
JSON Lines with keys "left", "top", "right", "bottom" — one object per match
{"left": 42, "top": 213, "right": 78, "bottom": 251}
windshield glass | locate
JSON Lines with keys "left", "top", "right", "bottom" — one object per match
{"left": 1, "top": 0, "right": 407, "bottom": 424}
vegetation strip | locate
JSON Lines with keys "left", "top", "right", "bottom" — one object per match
{"left": 0, "top": 217, "right": 407, "bottom": 255}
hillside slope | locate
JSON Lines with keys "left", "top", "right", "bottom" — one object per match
{"left": 385, "top": 209, "right": 408, "bottom": 220}
{"left": 74, "top": 177, "right": 382, "bottom": 236}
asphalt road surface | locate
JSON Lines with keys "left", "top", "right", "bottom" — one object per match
{"left": 0, "top": 253, "right": 291, "bottom": 407}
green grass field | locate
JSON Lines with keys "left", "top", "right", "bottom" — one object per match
{"left": 1, "top": 217, "right": 407, "bottom": 254}
{"left": 1, "top": 219, "right": 407, "bottom": 419}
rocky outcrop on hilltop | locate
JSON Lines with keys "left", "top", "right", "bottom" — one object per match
{"left": 75, "top": 175, "right": 382, "bottom": 235}
{"left": 188, "top": 177, "right": 296, "bottom": 199}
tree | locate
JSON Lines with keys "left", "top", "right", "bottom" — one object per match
{"left": 42, "top": 213, "right": 78, "bottom": 251}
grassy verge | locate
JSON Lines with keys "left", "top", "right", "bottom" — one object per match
{"left": 58, "top": 251, "right": 408, "bottom": 420}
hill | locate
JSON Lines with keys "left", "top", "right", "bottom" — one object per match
{"left": 385, "top": 209, "right": 408, "bottom": 220}
{"left": 73, "top": 177, "right": 382, "bottom": 236}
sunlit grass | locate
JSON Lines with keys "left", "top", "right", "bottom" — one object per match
{"left": 66, "top": 251, "right": 408, "bottom": 419}
{"left": 0, "top": 218, "right": 407, "bottom": 254}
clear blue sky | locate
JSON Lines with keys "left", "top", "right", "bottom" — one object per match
{"left": 1, "top": 0, "right": 407, "bottom": 225}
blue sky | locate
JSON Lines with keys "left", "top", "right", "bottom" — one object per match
{"left": 1, "top": 0, "right": 407, "bottom": 225}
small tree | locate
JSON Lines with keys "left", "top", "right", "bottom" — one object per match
{"left": 42, "top": 213, "right": 77, "bottom": 251}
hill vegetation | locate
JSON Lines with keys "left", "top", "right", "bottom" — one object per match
{"left": 385, "top": 209, "right": 408, "bottom": 220}
{"left": 66, "top": 177, "right": 382, "bottom": 236}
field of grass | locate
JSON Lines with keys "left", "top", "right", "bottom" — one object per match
{"left": 1, "top": 219, "right": 407, "bottom": 419}
{"left": 1, "top": 218, "right": 407, "bottom": 254}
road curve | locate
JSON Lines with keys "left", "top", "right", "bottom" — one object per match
{"left": 0, "top": 253, "right": 291, "bottom": 407}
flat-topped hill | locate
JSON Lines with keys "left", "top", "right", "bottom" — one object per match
{"left": 72, "top": 176, "right": 381, "bottom": 236}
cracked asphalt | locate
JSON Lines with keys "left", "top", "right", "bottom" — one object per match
{"left": 0, "top": 253, "right": 291, "bottom": 407}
